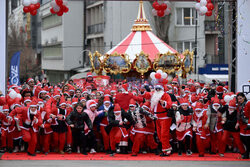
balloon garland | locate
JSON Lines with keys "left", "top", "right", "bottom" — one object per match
{"left": 152, "top": 0, "right": 171, "bottom": 17}
{"left": 22, "top": 0, "right": 41, "bottom": 16}
{"left": 50, "top": 0, "right": 69, "bottom": 16}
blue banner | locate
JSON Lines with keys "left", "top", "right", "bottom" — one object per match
{"left": 9, "top": 51, "right": 21, "bottom": 85}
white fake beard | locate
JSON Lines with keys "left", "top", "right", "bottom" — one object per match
{"left": 115, "top": 113, "right": 122, "bottom": 122}
{"left": 104, "top": 104, "right": 110, "bottom": 111}
{"left": 212, "top": 104, "right": 220, "bottom": 111}
{"left": 195, "top": 111, "right": 203, "bottom": 118}
{"left": 229, "top": 109, "right": 234, "bottom": 115}
{"left": 150, "top": 90, "right": 164, "bottom": 110}
{"left": 30, "top": 109, "right": 37, "bottom": 115}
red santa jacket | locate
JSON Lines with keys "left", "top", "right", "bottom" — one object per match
{"left": 45, "top": 97, "right": 58, "bottom": 116}
{"left": 0, "top": 112, "right": 15, "bottom": 132}
{"left": 151, "top": 93, "right": 172, "bottom": 119}
{"left": 240, "top": 101, "right": 250, "bottom": 135}
{"left": 115, "top": 92, "right": 143, "bottom": 111}
{"left": 0, "top": 95, "right": 6, "bottom": 105}
{"left": 9, "top": 107, "right": 42, "bottom": 132}
{"left": 193, "top": 110, "right": 210, "bottom": 138}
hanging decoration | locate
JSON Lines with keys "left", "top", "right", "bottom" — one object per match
{"left": 132, "top": 51, "right": 152, "bottom": 78}
{"left": 50, "top": 0, "right": 69, "bottom": 16}
{"left": 22, "top": 0, "right": 41, "bottom": 16}
{"left": 152, "top": 0, "right": 171, "bottom": 17}
{"left": 195, "top": 0, "right": 214, "bottom": 16}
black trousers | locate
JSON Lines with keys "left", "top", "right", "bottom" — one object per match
{"left": 240, "top": 135, "right": 250, "bottom": 154}
{"left": 72, "top": 129, "right": 96, "bottom": 152}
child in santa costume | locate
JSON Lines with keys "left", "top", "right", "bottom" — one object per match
{"left": 219, "top": 99, "right": 247, "bottom": 158}
{"left": 106, "top": 103, "right": 135, "bottom": 156}
{"left": 192, "top": 102, "right": 210, "bottom": 157}
{"left": 150, "top": 84, "right": 172, "bottom": 156}
{"left": 8, "top": 100, "right": 42, "bottom": 156}
{"left": 0, "top": 105, "right": 14, "bottom": 153}
{"left": 129, "top": 99, "right": 156, "bottom": 156}
{"left": 175, "top": 98, "right": 193, "bottom": 156}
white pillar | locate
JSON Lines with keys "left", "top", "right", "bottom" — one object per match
{"left": 237, "top": 0, "right": 250, "bottom": 92}
{"left": 0, "top": 0, "right": 7, "bottom": 94}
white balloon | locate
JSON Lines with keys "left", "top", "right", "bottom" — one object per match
{"left": 246, "top": 93, "right": 250, "bottom": 100}
{"left": 150, "top": 72, "right": 156, "bottom": 80}
{"left": 31, "top": 0, "right": 38, "bottom": 4}
{"left": 152, "top": 9, "right": 157, "bottom": 16}
{"left": 53, "top": 4, "right": 60, "bottom": 12}
{"left": 9, "top": 90, "right": 17, "bottom": 99}
{"left": 199, "top": 11, "right": 205, "bottom": 16}
{"left": 200, "top": 0, "right": 207, "bottom": 6}
{"left": 156, "top": 69, "right": 163, "bottom": 74}
{"left": 195, "top": 3, "right": 201, "bottom": 11}
{"left": 164, "top": 1, "right": 171, "bottom": 7}
{"left": 162, "top": 73, "right": 168, "bottom": 79}
{"left": 200, "top": 6, "right": 208, "bottom": 14}
{"left": 164, "top": 8, "right": 171, "bottom": 15}
{"left": 22, "top": 0, "right": 31, "bottom": 6}
{"left": 16, "top": 94, "right": 22, "bottom": 99}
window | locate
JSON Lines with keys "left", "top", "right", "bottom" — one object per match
{"left": 43, "top": 44, "right": 62, "bottom": 59}
{"left": 176, "top": 8, "right": 197, "bottom": 26}
{"left": 42, "top": 15, "right": 62, "bottom": 30}
{"left": 176, "top": 42, "right": 196, "bottom": 53}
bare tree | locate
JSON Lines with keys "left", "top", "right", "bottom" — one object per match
{"left": 8, "top": 22, "right": 40, "bottom": 82}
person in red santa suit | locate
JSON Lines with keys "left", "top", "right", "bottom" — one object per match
{"left": 175, "top": 98, "right": 193, "bottom": 156}
{"left": 98, "top": 96, "right": 113, "bottom": 154}
{"left": 129, "top": 99, "right": 157, "bottom": 156}
{"left": 8, "top": 100, "right": 42, "bottom": 156}
{"left": 49, "top": 98, "right": 69, "bottom": 154}
{"left": 219, "top": 99, "right": 247, "bottom": 158}
{"left": 106, "top": 103, "right": 135, "bottom": 156}
{"left": 26, "top": 78, "right": 36, "bottom": 95}
{"left": 0, "top": 105, "right": 15, "bottom": 153}
{"left": 0, "top": 90, "right": 6, "bottom": 105}
{"left": 150, "top": 84, "right": 172, "bottom": 156}
{"left": 237, "top": 93, "right": 250, "bottom": 159}
{"left": 85, "top": 72, "right": 97, "bottom": 90}
{"left": 192, "top": 102, "right": 210, "bottom": 157}
{"left": 206, "top": 95, "right": 224, "bottom": 154}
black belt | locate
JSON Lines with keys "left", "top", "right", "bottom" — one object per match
{"left": 23, "top": 123, "right": 32, "bottom": 128}
{"left": 154, "top": 111, "right": 168, "bottom": 114}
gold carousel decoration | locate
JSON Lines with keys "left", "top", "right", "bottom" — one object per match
{"left": 181, "top": 50, "right": 194, "bottom": 78}
{"left": 132, "top": 51, "right": 152, "bottom": 77}
{"left": 89, "top": 51, "right": 103, "bottom": 75}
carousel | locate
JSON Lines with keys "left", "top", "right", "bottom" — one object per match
{"left": 89, "top": 1, "right": 194, "bottom": 80}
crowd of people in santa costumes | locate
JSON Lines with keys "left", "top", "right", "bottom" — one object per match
{"left": 0, "top": 71, "right": 249, "bottom": 159}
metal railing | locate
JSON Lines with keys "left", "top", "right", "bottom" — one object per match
{"left": 204, "top": 21, "right": 217, "bottom": 32}
{"left": 87, "top": 23, "right": 104, "bottom": 34}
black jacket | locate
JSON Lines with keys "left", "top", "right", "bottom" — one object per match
{"left": 66, "top": 110, "right": 93, "bottom": 131}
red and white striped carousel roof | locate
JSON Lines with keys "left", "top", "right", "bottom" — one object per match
{"left": 106, "top": 1, "right": 179, "bottom": 61}
{"left": 106, "top": 30, "right": 178, "bottom": 61}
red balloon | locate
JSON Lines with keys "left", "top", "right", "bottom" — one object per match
{"left": 207, "top": 0, "right": 211, "bottom": 2}
{"left": 50, "top": 8, "right": 56, "bottom": 14}
{"left": 155, "top": 73, "right": 162, "bottom": 79}
{"left": 63, "top": 5, "right": 69, "bottom": 13}
{"left": 57, "top": 10, "right": 63, "bottom": 16}
{"left": 56, "top": 0, "right": 63, "bottom": 6}
{"left": 160, "top": 3, "right": 167, "bottom": 10}
{"left": 162, "top": 79, "right": 168, "bottom": 84}
{"left": 35, "top": 3, "right": 40, "bottom": 9}
{"left": 153, "top": 1, "right": 160, "bottom": 10}
{"left": 23, "top": 6, "right": 30, "bottom": 13}
{"left": 196, "top": 0, "right": 200, "bottom": 2}
{"left": 207, "top": 3, "right": 214, "bottom": 10}
{"left": 157, "top": 10, "right": 165, "bottom": 17}
{"left": 206, "top": 10, "right": 212, "bottom": 16}
{"left": 30, "top": 9, "right": 37, "bottom": 16}
{"left": 29, "top": 4, "right": 36, "bottom": 11}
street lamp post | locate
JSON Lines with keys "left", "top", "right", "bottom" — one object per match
{"left": 81, "top": 49, "right": 91, "bottom": 68}
{"left": 194, "top": 10, "right": 198, "bottom": 81}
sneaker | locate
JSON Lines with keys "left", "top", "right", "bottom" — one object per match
{"left": 77, "top": 146, "right": 80, "bottom": 154}
{"left": 116, "top": 148, "right": 120, "bottom": 153}
{"left": 219, "top": 153, "right": 224, "bottom": 157}
{"left": 186, "top": 150, "right": 192, "bottom": 156}
{"left": 154, "top": 149, "right": 160, "bottom": 155}
{"left": 20, "top": 145, "right": 25, "bottom": 152}
{"left": 59, "top": 150, "right": 64, "bottom": 154}
{"left": 199, "top": 154, "right": 204, "bottom": 157}
{"left": 45, "top": 152, "right": 48, "bottom": 155}
{"left": 13, "top": 146, "right": 19, "bottom": 153}
{"left": 242, "top": 152, "right": 249, "bottom": 159}
{"left": 178, "top": 150, "right": 182, "bottom": 156}
{"left": 209, "top": 151, "right": 216, "bottom": 155}
{"left": 27, "top": 152, "right": 36, "bottom": 156}
{"left": 142, "top": 150, "right": 147, "bottom": 154}
{"left": 131, "top": 152, "right": 137, "bottom": 156}
{"left": 90, "top": 148, "right": 96, "bottom": 154}
{"left": 81, "top": 151, "right": 88, "bottom": 155}
{"left": 110, "top": 150, "right": 116, "bottom": 156}
{"left": 160, "top": 152, "right": 169, "bottom": 157}
{"left": 0, "top": 147, "right": 6, "bottom": 153}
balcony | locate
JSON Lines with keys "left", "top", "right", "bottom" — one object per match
{"left": 87, "top": 23, "right": 104, "bottom": 34}
{"left": 204, "top": 21, "right": 220, "bottom": 34}
{"left": 204, "top": 54, "right": 225, "bottom": 64}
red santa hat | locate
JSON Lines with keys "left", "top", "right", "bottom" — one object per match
{"left": 228, "top": 99, "right": 236, "bottom": 109}
{"left": 36, "top": 81, "right": 41, "bottom": 86}
{"left": 142, "top": 101, "right": 150, "bottom": 110}
{"left": 129, "top": 99, "right": 136, "bottom": 107}
{"left": 2, "top": 105, "right": 9, "bottom": 112}
{"left": 195, "top": 102, "right": 204, "bottom": 111}
{"left": 68, "top": 84, "right": 75, "bottom": 92}
{"left": 72, "top": 98, "right": 78, "bottom": 105}
{"left": 172, "top": 77, "right": 178, "bottom": 84}
{"left": 103, "top": 96, "right": 111, "bottom": 104}
{"left": 37, "top": 99, "right": 44, "bottom": 105}
{"left": 223, "top": 86, "right": 229, "bottom": 92}
{"left": 216, "top": 86, "right": 224, "bottom": 94}
{"left": 143, "top": 92, "right": 151, "bottom": 100}
{"left": 155, "top": 83, "right": 164, "bottom": 90}
{"left": 111, "top": 87, "right": 117, "bottom": 93}
{"left": 85, "top": 83, "right": 92, "bottom": 89}
{"left": 122, "top": 83, "right": 128, "bottom": 93}
{"left": 104, "top": 89, "right": 111, "bottom": 97}
{"left": 23, "top": 97, "right": 32, "bottom": 104}
{"left": 211, "top": 95, "right": 220, "bottom": 105}
{"left": 87, "top": 72, "right": 93, "bottom": 78}
{"left": 45, "top": 93, "right": 51, "bottom": 99}
{"left": 81, "top": 88, "right": 88, "bottom": 95}
{"left": 172, "top": 101, "right": 178, "bottom": 107}
{"left": 59, "top": 98, "right": 67, "bottom": 107}
{"left": 190, "top": 85, "right": 196, "bottom": 94}
{"left": 53, "top": 91, "right": 61, "bottom": 99}
{"left": 113, "top": 104, "right": 121, "bottom": 113}
{"left": 187, "top": 79, "right": 194, "bottom": 85}
{"left": 98, "top": 88, "right": 104, "bottom": 95}
{"left": 89, "top": 100, "right": 97, "bottom": 108}
{"left": 29, "top": 100, "right": 38, "bottom": 108}
{"left": 80, "top": 97, "right": 86, "bottom": 102}
{"left": 26, "top": 78, "right": 34, "bottom": 83}
{"left": 194, "top": 82, "right": 200, "bottom": 87}
{"left": 184, "top": 88, "right": 190, "bottom": 94}
{"left": 179, "top": 98, "right": 190, "bottom": 106}
{"left": 63, "top": 91, "right": 70, "bottom": 97}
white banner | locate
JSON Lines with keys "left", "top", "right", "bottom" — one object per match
{"left": 237, "top": 0, "right": 250, "bottom": 92}
{"left": 0, "top": 0, "right": 6, "bottom": 95}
